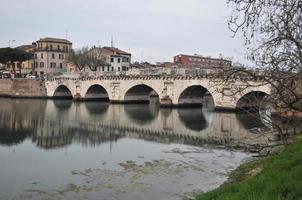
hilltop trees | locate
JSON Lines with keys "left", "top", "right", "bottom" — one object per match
{"left": 0, "top": 48, "right": 32, "bottom": 64}
{"left": 67, "top": 46, "right": 109, "bottom": 71}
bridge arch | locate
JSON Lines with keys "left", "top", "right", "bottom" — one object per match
{"left": 123, "top": 84, "right": 159, "bottom": 104}
{"left": 53, "top": 85, "right": 73, "bottom": 99}
{"left": 84, "top": 84, "right": 109, "bottom": 101}
{"left": 176, "top": 85, "right": 215, "bottom": 108}
{"left": 236, "top": 91, "right": 270, "bottom": 112}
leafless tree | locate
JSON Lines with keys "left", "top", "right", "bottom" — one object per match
{"left": 67, "top": 46, "right": 109, "bottom": 71}
{"left": 225, "top": 0, "right": 302, "bottom": 135}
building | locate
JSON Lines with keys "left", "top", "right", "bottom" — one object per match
{"left": 131, "top": 62, "right": 157, "bottom": 69}
{"left": 156, "top": 62, "right": 178, "bottom": 68}
{"left": 18, "top": 45, "right": 35, "bottom": 75}
{"left": 173, "top": 54, "right": 232, "bottom": 69}
{"left": 65, "top": 62, "right": 81, "bottom": 73}
{"left": 33, "top": 37, "right": 72, "bottom": 76}
{"left": 5, "top": 45, "right": 34, "bottom": 77}
{"left": 88, "top": 46, "right": 131, "bottom": 72}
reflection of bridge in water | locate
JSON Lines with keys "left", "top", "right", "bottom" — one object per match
{"left": 0, "top": 99, "right": 272, "bottom": 150}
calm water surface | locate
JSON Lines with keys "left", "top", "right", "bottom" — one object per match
{"left": 0, "top": 99, "right": 269, "bottom": 200}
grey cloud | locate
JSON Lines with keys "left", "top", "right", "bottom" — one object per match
{"left": 0, "top": 0, "right": 249, "bottom": 64}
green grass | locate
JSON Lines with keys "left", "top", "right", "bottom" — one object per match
{"left": 196, "top": 136, "right": 302, "bottom": 200}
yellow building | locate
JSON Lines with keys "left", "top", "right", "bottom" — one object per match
{"left": 5, "top": 45, "right": 34, "bottom": 77}
{"left": 19, "top": 45, "right": 35, "bottom": 75}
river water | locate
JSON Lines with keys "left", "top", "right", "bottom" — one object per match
{"left": 0, "top": 99, "right": 271, "bottom": 200}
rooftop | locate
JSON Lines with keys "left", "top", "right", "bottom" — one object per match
{"left": 16, "top": 44, "right": 34, "bottom": 52}
{"left": 175, "top": 54, "right": 231, "bottom": 62}
{"left": 37, "top": 37, "right": 72, "bottom": 44}
{"left": 102, "top": 46, "right": 131, "bottom": 56}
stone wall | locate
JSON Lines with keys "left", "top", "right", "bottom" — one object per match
{"left": 0, "top": 79, "right": 47, "bottom": 98}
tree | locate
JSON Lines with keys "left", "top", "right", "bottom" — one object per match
{"left": 225, "top": 0, "right": 302, "bottom": 134}
{"left": 67, "top": 46, "right": 109, "bottom": 71}
{"left": 0, "top": 48, "right": 33, "bottom": 64}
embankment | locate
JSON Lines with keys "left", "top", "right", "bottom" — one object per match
{"left": 0, "top": 79, "right": 47, "bottom": 98}
{"left": 195, "top": 135, "right": 302, "bottom": 200}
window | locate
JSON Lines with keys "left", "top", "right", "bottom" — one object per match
{"left": 118, "top": 58, "right": 121, "bottom": 63}
{"left": 102, "top": 66, "right": 104, "bottom": 71}
{"left": 34, "top": 54, "right": 37, "bottom": 59}
{"left": 111, "top": 58, "right": 114, "bottom": 63}
{"left": 40, "top": 62, "right": 44, "bottom": 68}
{"left": 61, "top": 54, "right": 64, "bottom": 59}
{"left": 57, "top": 45, "right": 60, "bottom": 50}
{"left": 41, "top": 53, "right": 43, "bottom": 59}
{"left": 50, "top": 44, "right": 53, "bottom": 50}
{"left": 107, "top": 66, "right": 110, "bottom": 71}
{"left": 122, "top": 66, "right": 127, "bottom": 71}
{"left": 122, "top": 57, "right": 129, "bottom": 62}
{"left": 60, "top": 63, "right": 63, "bottom": 69}
{"left": 50, "top": 62, "right": 56, "bottom": 68}
{"left": 52, "top": 53, "right": 55, "bottom": 59}
{"left": 118, "top": 67, "right": 120, "bottom": 71}
{"left": 111, "top": 67, "right": 114, "bottom": 71}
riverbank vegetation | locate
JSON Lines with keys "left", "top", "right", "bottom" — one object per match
{"left": 195, "top": 136, "right": 302, "bottom": 200}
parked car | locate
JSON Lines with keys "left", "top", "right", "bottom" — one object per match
{"left": 26, "top": 74, "right": 36, "bottom": 79}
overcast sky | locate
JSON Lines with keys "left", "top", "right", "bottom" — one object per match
{"left": 0, "top": 0, "right": 249, "bottom": 64}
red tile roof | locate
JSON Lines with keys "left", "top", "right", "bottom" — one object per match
{"left": 103, "top": 46, "right": 131, "bottom": 56}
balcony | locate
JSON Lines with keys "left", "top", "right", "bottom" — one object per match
{"left": 34, "top": 47, "right": 69, "bottom": 53}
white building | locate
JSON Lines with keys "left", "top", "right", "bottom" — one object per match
{"left": 33, "top": 37, "right": 72, "bottom": 76}
{"left": 88, "top": 46, "right": 131, "bottom": 72}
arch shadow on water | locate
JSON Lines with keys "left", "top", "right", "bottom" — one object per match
{"left": 124, "top": 84, "right": 159, "bottom": 104}
{"left": 124, "top": 104, "right": 159, "bottom": 125}
{"left": 178, "top": 85, "right": 215, "bottom": 108}
{"left": 85, "top": 84, "right": 110, "bottom": 101}
{"left": 178, "top": 108, "right": 209, "bottom": 131}
{"left": 53, "top": 99, "right": 73, "bottom": 111}
{"left": 53, "top": 85, "right": 73, "bottom": 99}
{"left": 236, "top": 91, "right": 273, "bottom": 131}
{"left": 235, "top": 112, "right": 267, "bottom": 131}
{"left": 84, "top": 101, "right": 110, "bottom": 115}
{"left": 236, "top": 91, "right": 270, "bottom": 112}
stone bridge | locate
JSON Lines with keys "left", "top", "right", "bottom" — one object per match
{"left": 45, "top": 74, "right": 271, "bottom": 111}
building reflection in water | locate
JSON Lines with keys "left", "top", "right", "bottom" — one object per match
{"left": 0, "top": 99, "right": 272, "bottom": 149}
